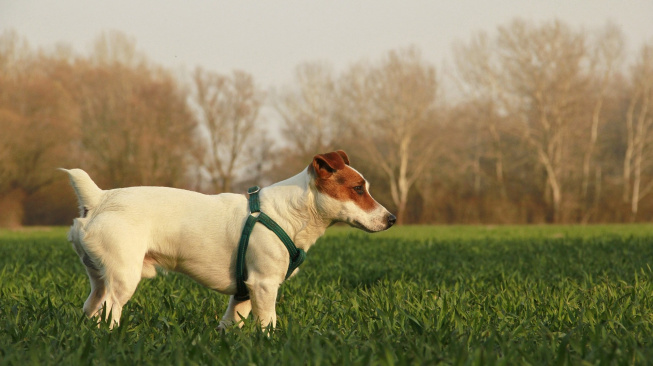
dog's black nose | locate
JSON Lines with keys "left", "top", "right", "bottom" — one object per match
{"left": 387, "top": 214, "right": 397, "bottom": 227}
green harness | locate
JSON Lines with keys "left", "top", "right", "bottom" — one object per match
{"left": 234, "top": 186, "right": 306, "bottom": 302}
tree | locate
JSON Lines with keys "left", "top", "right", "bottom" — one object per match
{"left": 337, "top": 48, "right": 440, "bottom": 224}
{"left": 77, "top": 33, "right": 195, "bottom": 188}
{"left": 504, "top": 21, "right": 591, "bottom": 222}
{"left": 623, "top": 42, "right": 653, "bottom": 219}
{"left": 453, "top": 31, "right": 513, "bottom": 199}
{"left": 191, "top": 68, "right": 264, "bottom": 193}
{"left": 0, "top": 31, "right": 78, "bottom": 226}
{"left": 453, "top": 20, "right": 629, "bottom": 223}
{"left": 273, "top": 62, "right": 337, "bottom": 173}
{"left": 580, "top": 23, "right": 624, "bottom": 221}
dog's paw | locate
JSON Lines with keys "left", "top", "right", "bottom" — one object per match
{"left": 217, "top": 322, "right": 227, "bottom": 333}
{"left": 217, "top": 320, "right": 235, "bottom": 333}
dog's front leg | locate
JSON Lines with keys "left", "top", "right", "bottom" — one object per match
{"left": 249, "top": 279, "right": 279, "bottom": 330}
{"left": 218, "top": 295, "right": 252, "bottom": 331}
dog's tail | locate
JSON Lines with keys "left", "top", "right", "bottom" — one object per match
{"left": 60, "top": 168, "right": 104, "bottom": 217}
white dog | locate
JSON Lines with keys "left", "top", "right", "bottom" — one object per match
{"left": 63, "top": 150, "right": 395, "bottom": 330}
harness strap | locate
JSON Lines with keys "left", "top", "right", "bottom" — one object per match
{"left": 248, "top": 186, "right": 261, "bottom": 213}
{"left": 234, "top": 186, "right": 306, "bottom": 302}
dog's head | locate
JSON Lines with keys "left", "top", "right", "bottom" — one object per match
{"left": 309, "top": 150, "right": 396, "bottom": 232}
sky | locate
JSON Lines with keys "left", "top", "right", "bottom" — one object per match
{"left": 2, "top": 0, "right": 652, "bottom": 91}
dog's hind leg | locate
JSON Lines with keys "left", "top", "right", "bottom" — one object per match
{"left": 101, "top": 275, "right": 141, "bottom": 328}
{"left": 82, "top": 260, "right": 108, "bottom": 320}
{"left": 218, "top": 295, "right": 252, "bottom": 331}
{"left": 69, "top": 221, "right": 108, "bottom": 322}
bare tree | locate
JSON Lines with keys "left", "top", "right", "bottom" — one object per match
{"left": 623, "top": 42, "right": 653, "bottom": 219}
{"left": 453, "top": 31, "right": 514, "bottom": 198}
{"left": 496, "top": 20, "right": 591, "bottom": 222}
{"left": 77, "top": 33, "right": 195, "bottom": 188}
{"left": 581, "top": 23, "right": 624, "bottom": 220}
{"left": 451, "top": 20, "right": 642, "bottom": 223}
{"left": 274, "top": 61, "right": 337, "bottom": 167}
{"left": 0, "top": 31, "right": 78, "bottom": 226}
{"left": 337, "top": 48, "right": 439, "bottom": 224}
{"left": 191, "top": 68, "right": 264, "bottom": 193}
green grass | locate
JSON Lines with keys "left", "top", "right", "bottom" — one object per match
{"left": 2, "top": 225, "right": 653, "bottom": 364}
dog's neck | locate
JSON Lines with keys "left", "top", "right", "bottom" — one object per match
{"left": 258, "top": 168, "right": 330, "bottom": 252}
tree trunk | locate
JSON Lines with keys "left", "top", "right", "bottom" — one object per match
{"left": 623, "top": 92, "right": 638, "bottom": 203}
{"left": 630, "top": 89, "right": 651, "bottom": 221}
{"left": 537, "top": 148, "right": 562, "bottom": 223}
{"left": 582, "top": 96, "right": 603, "bottom": 201}
{"left": 632, "top": 147, "right": 642, "bottom": 220}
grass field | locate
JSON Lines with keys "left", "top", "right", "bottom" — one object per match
{"left": 2, "top": 225, "right": 653, "bottom": 365}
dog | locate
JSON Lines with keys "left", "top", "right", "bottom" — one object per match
{"left": 63, "top": 150, "right": 395, "bottom": 330}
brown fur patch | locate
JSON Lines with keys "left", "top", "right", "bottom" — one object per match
{"left": 314, "top": 165, "right": 378, "bottom": 212}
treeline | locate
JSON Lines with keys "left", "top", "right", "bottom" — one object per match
{"left": 1, "top": 19, "right": 652, "bottom": 227}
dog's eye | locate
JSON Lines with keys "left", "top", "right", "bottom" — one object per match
{"left": 353, "top": 186, "right": 365, "bottom": 195}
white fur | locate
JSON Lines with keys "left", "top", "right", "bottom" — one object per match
{"left": 62, "top": 165, "right": 393, "bottom": 330}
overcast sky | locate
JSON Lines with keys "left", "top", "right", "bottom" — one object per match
{"left": 2, "top": 1, "right": 652, "bottom": 90}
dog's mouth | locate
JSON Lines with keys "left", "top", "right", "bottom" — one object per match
{"left": 351, "top": 220, "right": 376, "bottom": 233}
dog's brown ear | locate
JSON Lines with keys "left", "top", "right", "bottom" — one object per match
{"left": 312, "top": 151, "right": 347, "bottom": 179}
{"left": 336, "top": 150, "right": 350, "bottom": 165}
